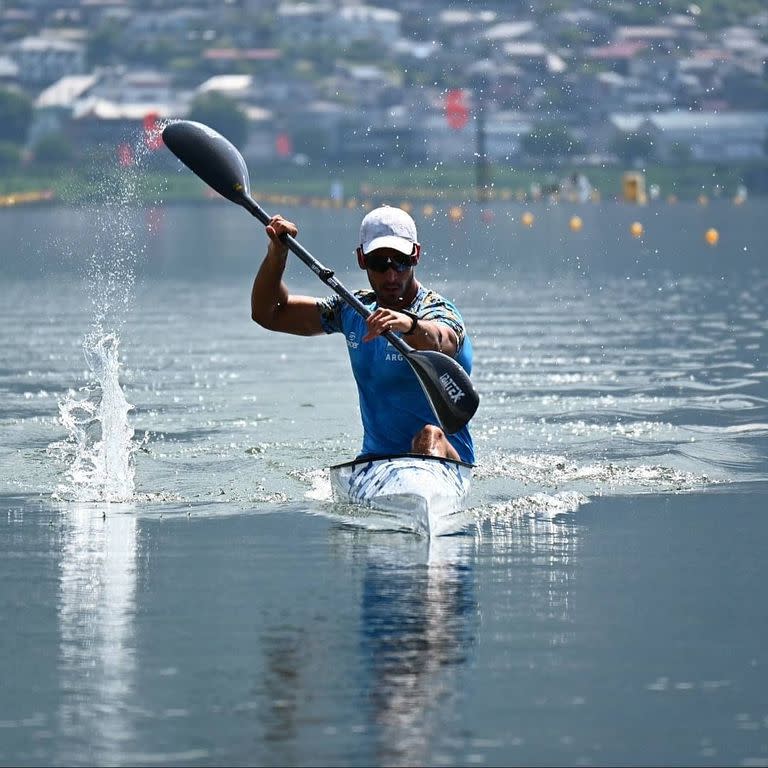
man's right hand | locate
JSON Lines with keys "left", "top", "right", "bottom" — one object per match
{"left": 252, "top": 214, "right": 323, "bottom": 336}
{"left": 265, "top": 215, "right": 298, "bottom": 257}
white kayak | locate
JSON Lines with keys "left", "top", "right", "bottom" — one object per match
{"left": 329, "top": 453, "right": 473, "bottom": 537}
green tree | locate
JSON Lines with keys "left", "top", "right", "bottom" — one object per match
{"left": 0, "top": 141, "right": 21, "bottom": 172}
{"left": 292, "top": 121, "right": 332, "bottom": 161}
{"left": 32, "top": 133, "right": 76, "bottom": 166}
{"left": 87, "top": 21, "right": 123, "bottom": 66}
{"left": 669, "top": 141, "right": 693, "bottom": 166}
{"left": 522, "top": 123, "right": 585, "bottom": 158}
{"left": 0, "top": 88, "right": 33, "bottom": 144}
{"left": 611, "top": 131, "right": 655, "bottom": 163}
{"left": 187, "top": 92, "right": 248, "bottom": 149}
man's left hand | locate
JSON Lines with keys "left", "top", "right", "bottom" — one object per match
{"left": 363, "top": 308, "right": 410, "bottom": 342}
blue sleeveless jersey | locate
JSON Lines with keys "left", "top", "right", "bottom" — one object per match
{"left": 318, "top": 286, "right": 475, "bottom": 464}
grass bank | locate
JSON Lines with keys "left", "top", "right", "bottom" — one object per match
{"left": 1, "top": 160, "right": 764, "bottom": 207}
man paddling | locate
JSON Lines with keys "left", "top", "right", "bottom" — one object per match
{"left": 251, "top": 205, "right": 475, "bottom": 464}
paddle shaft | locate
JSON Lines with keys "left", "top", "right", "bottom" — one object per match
{"left": 241, "top": 194, "right": 414, "bottom": 357}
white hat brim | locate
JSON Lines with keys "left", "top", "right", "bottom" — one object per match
{"left": 362, "top": 235, "right": 415, "bottom": 255}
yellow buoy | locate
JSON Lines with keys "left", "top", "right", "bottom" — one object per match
{"left": 630, "top": 221, "right": 644, "bottom": 238}
{"left": 705, "top": 227, "right": 719, "bottom": 246}
{"left": 569, "top": 215, "right": 583, "bottom": 232}
{"left": 400, "top": 201, "right": 413, "bottom": 213}
{"left": 422, "top": 204, "right": 435, "bottom": 217}
{"left": 521, "top": 211, "right": 535, "bottom": 227}
{"left": 448, "top": 205, "right": 464, "bottom": 222}
{"left": 698, "top": 194, "right": 709, "bottom": 206}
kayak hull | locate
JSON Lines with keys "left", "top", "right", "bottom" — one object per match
{"left": 329, "top": 453, "right": 473, "bottom": 537}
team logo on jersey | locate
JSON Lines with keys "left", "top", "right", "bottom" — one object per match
{"left": 384, "top": 340, "right": 404, "bottom": 361}
{"left": 347, "top": 332, "right": 359, "bottom": 349}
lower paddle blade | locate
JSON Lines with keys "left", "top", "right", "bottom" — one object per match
{"left": 405, "top": 350, "right": 479, "bottom": 434}
{"left": 162, "top": 120, "right": 251, "bottom": 207}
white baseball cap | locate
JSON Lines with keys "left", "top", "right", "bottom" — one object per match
{"left": 359, "top": 205, "right": 418, "bottom": 255}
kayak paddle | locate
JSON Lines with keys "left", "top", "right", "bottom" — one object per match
{"left": 161, "top": 120, "right": 479, "bottom": 434}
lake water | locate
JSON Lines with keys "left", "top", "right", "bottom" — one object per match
{"left": 1, "top": 189, "right": 767, "bottom": 766}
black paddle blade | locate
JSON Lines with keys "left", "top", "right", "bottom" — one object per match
{"left": 406, "top": 350, "right": 479, "bottom": 435}
{"left": 162, "top": 120, "right": 251, "bottom": 207}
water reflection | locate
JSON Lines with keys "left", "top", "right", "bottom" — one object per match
{"left": 479, "top": 513, "right": 579, "bottom": 651}
{"left": 334, "top": 531, "right": 478, "bottom": 766}
{"left": 57, "top": 504, "right": 138, "bottom": 765}
{"left": 259, "top": 625, "right": 305, "bottom": 761}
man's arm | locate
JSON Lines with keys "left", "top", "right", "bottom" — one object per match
{"left": 250, "top": 215, "right": 324, "bottom": 337}
{"left": 362, "top": 309, "right": 460, "bottom": 356}
{"left": 406, "top": 318, "right": 459, "bottom": 355}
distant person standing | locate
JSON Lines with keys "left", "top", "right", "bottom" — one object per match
{"left": 250, "top": 205, "right": 475, "bottom": 464}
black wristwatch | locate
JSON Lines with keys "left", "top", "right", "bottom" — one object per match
{"left": 402, "top": 310, "right": 420, "bottom": 335}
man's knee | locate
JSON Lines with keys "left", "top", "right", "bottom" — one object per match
{"left": 411, "top": 425, "right": 457, "bottom": 459}
{"left": 416, "top": 424, "right": 443, "bottom": 443}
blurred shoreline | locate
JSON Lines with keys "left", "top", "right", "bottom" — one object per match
{"left": 0, "top": 159, "right": 763, "bottom": 208}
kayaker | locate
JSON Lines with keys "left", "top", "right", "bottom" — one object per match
{"left": 250, "top": 205, "right": 475, "bottom": 464}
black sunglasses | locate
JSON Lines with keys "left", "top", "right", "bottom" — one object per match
{"left": 363, "top": 252, "right": 414, "bottom": 273}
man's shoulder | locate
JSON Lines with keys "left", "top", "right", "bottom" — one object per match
{"left": 318, "top": 289, "right": 375, "bottom": 334}
{"left": 415, "top": 287, "right": 463, "bottom": 315}
{"left": 320, "top": 289, "right": 375, "bottom": 309}
{"left": 414, "top": 286, "right": 467, "bottom": 344}
{"left": 335, "top": 289, "right": 376, "bottom": 315}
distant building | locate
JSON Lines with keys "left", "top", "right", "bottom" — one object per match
{"left": 610, "top": 110, "right": 768, "bottom": 162}
{"left": 481, "top": 21, "right": 535, "bottom": 45}
{"left": 29, "top": 68, "right": 190, "bottom": 149}
{"left": 546, "top": 9, "right": 612, "bottom": 47}
{"left": 8, "top": 36, "right": 86, "bottom": 86}
{"left": 275, "top": 3, "right": 401, "bottom": 46}
{"left": 334, "top": 5, "right": 401, "bottom": 43}
{"left": 647, "top": 110, "right": 768, "bottom": 161}
{"left": 586, "top": 41, "right": 649, "bottom": 78}
{"left": 274, "top": 2, "right": 334, "bottom": 44}
{"left": 615, "top": 25, "right": 680, "bottom": 55}
{"left": 0, "top": 54, "right": 19, "bottom": 85}
{"left": 123, "top": 7, "right": 207, "bottom": 46}
{"left": 497, "top": 42, "right": 566, "bottom": 75}
{"left": 417, "top": 109, "right": 533, "bottom": 164}
{"left": 338, "top": 123, "right": 424, "bottom": 166}
{"left": 30, "top": 73, "right": 98, "bottom": 145}
{"left": 202, "top": 48, "right": 283, "bottom": 75}
{"left": 484, "top": 111, "right": 534, "bottom": 162}
{"left": 197, "top": 74, "right": 253, "bottom": 100}
{"left": 437, "top": 9, "right": 497, "bottom": 50}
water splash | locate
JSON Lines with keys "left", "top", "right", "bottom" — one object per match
{"left": 50, "top": 132, "right": 158, "bottom": 502}
{"left": 473, "top": 450, "right": 714, "bottom": 493}
{"left": 51, "top": 333, "right": 137, "bottom": 502}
